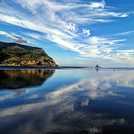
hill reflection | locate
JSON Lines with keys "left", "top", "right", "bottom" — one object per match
{"left": 0, "top": 69, "right": 55, "bottom": 89}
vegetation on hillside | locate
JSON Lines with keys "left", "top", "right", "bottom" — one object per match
{"left": 0, "top": 42, "right": 57, "bottom": 67}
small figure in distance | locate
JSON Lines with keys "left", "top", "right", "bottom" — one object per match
{"left": 95, "top": 64, "right": 100, "bottom": 71}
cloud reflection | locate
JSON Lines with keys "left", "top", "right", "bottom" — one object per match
{"left": 0, "top": 70, "right": 134, "bottom": 133}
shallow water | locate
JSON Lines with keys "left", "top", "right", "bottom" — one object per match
{"left": 0, "top": 69, "right": 134, "bottom": 134}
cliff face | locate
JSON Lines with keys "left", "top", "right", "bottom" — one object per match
{"left": 0, "top": 42, "right": 57, "bottom": 67}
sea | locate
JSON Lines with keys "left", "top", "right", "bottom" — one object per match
{"left": 0, "top": 68, "right": 134, "bottom": 134}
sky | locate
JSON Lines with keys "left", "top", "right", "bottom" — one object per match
{"left": 0, "top": 0, "right": 134, "bottom": 67}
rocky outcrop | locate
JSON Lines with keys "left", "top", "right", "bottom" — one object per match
{"left": 0, "top": 41, "right": 57, "bottom": 67}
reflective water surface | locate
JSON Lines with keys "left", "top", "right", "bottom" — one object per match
{"left": 0, "top": 69, "right": 134, "bottom": 134}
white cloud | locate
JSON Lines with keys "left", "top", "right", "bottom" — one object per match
{"left": 82, "top": 29, "right": 91, "bottom": 37}
{"left": 66, "top": 23, "right": 76, "bottom": 32}
{"left": 0, "top": 0, "right": 132, "bottom": 65}
{"left": 89, "top": 0, "right": 105, "bottom": 9}
{"left": 0, "top": 31, "right": 14, "bottom": 39}
{"left": 112, "top": 50, "right": 134, "bottom": 64}
{"left": 0, "top": 30, "right": 27, "bottom": 43}
{"left": 88, "top": 36, "right": 125, "bottom": 46}
{"left": 112, "top": 30, "right": 134, "bottom": 37}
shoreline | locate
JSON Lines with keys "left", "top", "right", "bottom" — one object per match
{"left": 0, "top": 66, "right": 88, "bottom": 70}
{"left": 0, "top": 66, "right": 134, "bottom": 70}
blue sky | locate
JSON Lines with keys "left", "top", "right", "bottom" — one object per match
{"left": 0, "top": 0, "right": 134, "bottom": 66}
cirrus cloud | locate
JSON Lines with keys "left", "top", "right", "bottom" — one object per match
{"left": 0, "top": 0, "right": 133, "bottom": 65}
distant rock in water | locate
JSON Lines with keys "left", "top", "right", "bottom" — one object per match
{"left": 0, "top": 41, "right": 57, "bottom": 67}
